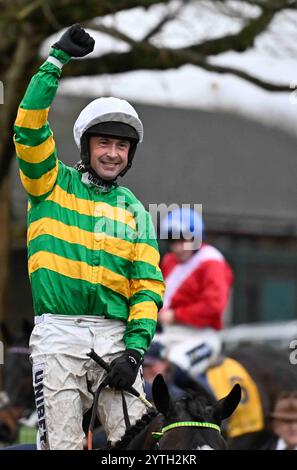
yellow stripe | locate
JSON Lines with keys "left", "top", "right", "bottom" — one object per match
{"left": 15, "top": 135, "right": 55, "bottom": 164}
{"left": 28, "top": 219, "right": 135, "bottom": 262}
{"left": 15, "top": 134, "right": 55, "bottom": 164}
{"left": 128, "top": 301, "right": 158, "bottom": 322}
{"left": 131, "top": 279, "right": 165, "bottom": 299}
{"left": 47, "top": 184, "right": 94, "bottom": 217}
{"left": 94, "top": 202, "right": 136, "bottom": 230}
{"left": 28, "top": 251, "right": 130, "bottom": 298}
{"left": 15, "top": 107, "right": 49, "bottom": 129}
{"left": 94, "top": 233, "right": 134, "bottom": 261}
{"left": 135, "top": 243, "right": 160, "bottom": 267}
{"left": 19, "top": 160, "right": 58, "bottom": 197}
{"left": 48, "top": 184, "right": 136, "bottom": 230}
{"left": 100, "top": 265, "right": 130, "bottom": 298}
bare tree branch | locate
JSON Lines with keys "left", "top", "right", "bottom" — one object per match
{"left": 61, "top": 43, "right": 292, "bottom": 92}
{"left": 0, "top": 0, "right": 168, "bottom": 26}
{"left": 218, "top": 0, "right": 297, "bottom": 11}
{"left": 142, "top": 4, "right": 183, "bottom": 42}
{"left": 41, "top": 1, "right": 62, "bottom": 29}
{"left": 86, "top": 2, "right": 183, "bottom": 47}
{"left": 182, "top": 52, "right": 291, "bottom": 91}
{"left": 17, "top": 0, "right": 44, "bottom": 21}
{"left": 85, "top": 23, "right": 137, "bottom": 46}
{"left": 183, "top": 7, "right": 276, "bottom": 56}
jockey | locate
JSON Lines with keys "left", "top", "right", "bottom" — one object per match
{"left": 158, "top": 207, "right": 234, "bottom": 379}
{"left": 13, "top": 24, "right": 164, "bottom": 450}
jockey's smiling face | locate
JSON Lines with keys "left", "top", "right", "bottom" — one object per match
{"left": 89, "top": 135, "right": 130, "bottom": 181}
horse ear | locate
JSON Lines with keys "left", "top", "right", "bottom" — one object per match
{"left": 0, "top": 322, "right": 14, "bottom": 346}
{"left": 152, "top": 374, "right": 172, "bottom": 416}
{"left": 214, "top": 384, "right": 241, "bottom": 422}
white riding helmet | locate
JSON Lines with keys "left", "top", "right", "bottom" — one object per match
{"left": 73, "top": 97, "right": 143, "bottom": 149}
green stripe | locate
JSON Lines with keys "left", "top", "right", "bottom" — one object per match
{"left": 132, "top": 260, "right": 164, "bottom": 282}
{"left": 14, "top": 124, "right": 52, "bottom": 146}
{"left": 28, "top": 200, "right": 137, "bottom": 242}
{"left": 28, "top": 234, "right": 132, "bottom": 278}
{"left": 134, "top": 211, "right": 160, "bottom": 248}
{"left": 17, "top": 151, "right": 57, "bottom": 179}
{"left": 124, "top": 318, "right": 156, "bottom": 351}
{"left": 28, "top": 191, "right": 53, "bottom": 205}
{"left": 91, "top": 282, "right": 128, "bottom": 315}
{"left": 21, "top": 62, "right": 61, "bottom": 110}
{"left": 30, "top": 268, "right": 128, "bottom": 316}
{"left": 30, "top": 268, "right": 91, "bottom": 315}
{"left": 130, "top": 290, "right": 163, "bottom": 309}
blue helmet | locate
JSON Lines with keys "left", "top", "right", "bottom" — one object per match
{"left": 160, "top": 207, "right": 204, "bottom": 240}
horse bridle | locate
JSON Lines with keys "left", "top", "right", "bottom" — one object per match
{"left": 152, "top": 421, "right": 221, "bottom": 448}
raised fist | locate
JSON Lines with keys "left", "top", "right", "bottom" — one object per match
{"left": 52, "top": 24, "right": 95, "bottom": 57}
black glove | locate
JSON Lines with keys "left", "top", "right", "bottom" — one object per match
{"left": 52, "top": 24, "right": 95, "bottom": 57}
{"left": 104, "top": 350, "right": 143, "bottom": 391}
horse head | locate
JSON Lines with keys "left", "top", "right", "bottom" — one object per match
{"left": 113, "top": 374, "right": 241, "bottom": 450}
{"left": 151, "top": 374, "right": 241, "bottom": 450}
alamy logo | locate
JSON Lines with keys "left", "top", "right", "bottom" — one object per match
{"left": 93, "top": 199, "right": 203, "bottom": 250}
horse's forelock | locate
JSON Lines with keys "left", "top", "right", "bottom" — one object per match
{"left": 180, "top": 393, "right": 215, "bottom": 422}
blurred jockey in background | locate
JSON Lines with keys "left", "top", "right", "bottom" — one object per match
{"left": 158, "top": 207, "right": 234, "bottom": 380}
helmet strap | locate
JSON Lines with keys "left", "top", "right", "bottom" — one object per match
{"left": 119, "top": 141, "right": 137, "bottom": 177}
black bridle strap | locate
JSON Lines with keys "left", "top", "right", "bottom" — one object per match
{"left": 87, "top": 383, "right": 131, "bottom": 450}
{"left": 87, "top": 381, "right": 106, "bottom": 450}
{"left": 121, "top": 391, "right": 131, "bottom": 430}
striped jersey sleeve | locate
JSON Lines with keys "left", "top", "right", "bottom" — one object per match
{"left": 124, "top": 208, "right": 165, "bottom": 353}
{"left": 13, "top": 48, "right": 71, "bottom": 204}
